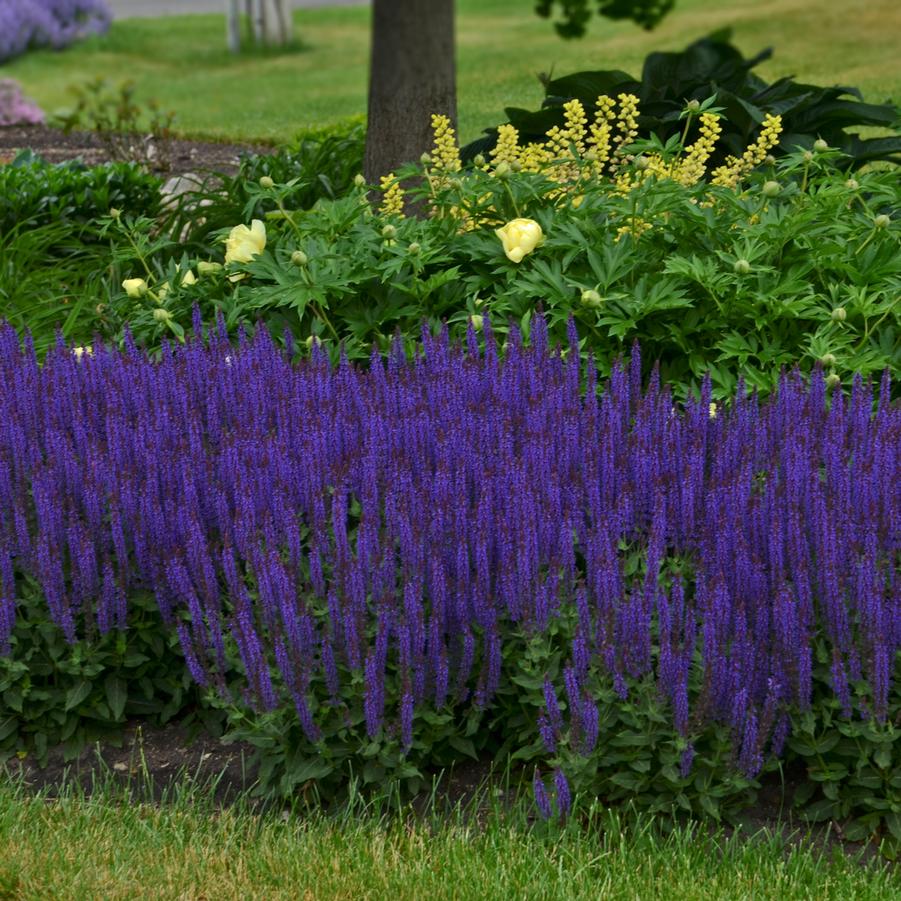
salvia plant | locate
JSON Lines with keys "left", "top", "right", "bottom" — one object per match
{"left": 0, "top": 0, "right": 111, "bottom": 64}
{"left": 0, "top": 317, "right": 897, "bottom": 841}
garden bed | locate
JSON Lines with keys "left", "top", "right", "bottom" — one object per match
{"left": 0, "top": 124, "right": 273, "bottom": 175}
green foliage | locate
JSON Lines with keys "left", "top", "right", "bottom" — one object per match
{"left": 0, "top": 150, "right": 161, "bottom": 236}
{"left": 535, "top": 0, "right": 675, "bottom": 38}
{"left": 164, "top": 118, "right": 366, "bottom": 254}
{"left": 54, "top": 78, "right": 178, "bottom": 173}
{"left": 462, "top": 32, "right": 901, "bottom": 170}
{"left": 98, "top": 147, "right": 900, "bottom": 401}
{"left": 0, "top": 580, "right": 223, "bottom": 766}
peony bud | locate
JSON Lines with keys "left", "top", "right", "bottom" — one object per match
{"left": 122, "top": 277, "right": 148, "bottom": 298}
{"left": 874, "top": 214, "right": 890, "bottom": 229}
{"left": 291, "top": 250, "right": 308, "bottom": 266}
{"left": 764, "top": 155, "right": 776, "bottom": 166}
{"left": 381, "top": 224, "right": 397, "bottom": 239}
{"left": 473, "top": 154, "right": 486, "bottom": 168}
{"left": 494, "top": 161, "right": 511, "bottom": 179}
{"left": 197, "top": 261, "right": 222, "bottom": 275}
{"left": 831, "top": 307, "right": 847, "bottom": 322}
{"left": 469, "top": 314, "right": 484, "bottom": 331}
{"left": 825, "top": 373, "right": 841, "bottom": 389}
{"left": 580, "top": 289, "right": 602, "bottom": 308}
{"left": 685, "top": 99, "right": 701, "bottom": 113}
{"left": 510, "top": 159, "right": 522, "bottom": 172}
{"left": 635, "top": 156, "right": 649, "bottom": 170}
{"left": 109, "top": 207, "right": 121, "bottom": 220}
{"left": 733, "top": 259, "right": 751, "bottom": 275}
{"left": 353, "top": 174, "right": 366, "bottom": 187}
{"left": 844, "top": 178, "right": 859, "bottom": 191}
{"left": 813, "top": 139, "right": 829, "bottom": 152}
{"left": 407, "top": 242, "right": 421, "bottom": 256}
{"left": 259, "top": 175, "right": 275, "bottom": 189}
{"left": 762, "top": 180, "right": 781, "bottom": 197}
{"left": 304, "top": 335, "right": 321, "bottom": 349}
{"left": 152, "top": 308, "right": 172, "bottom": 323}
{"left": 420, "top": 152, "right": 432, "bottom": 166}
{"left": 820, "top": 353, "right": 836, "bottom": 367}
{"left": 802, "top": 150, "right": 813, "bottom": 163}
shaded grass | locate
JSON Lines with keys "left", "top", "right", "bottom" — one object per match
{"left": 3, "top": 0, "right": 900, "bottom": 146}
{"left": 0, "top": 765, "right": 898, "bottom": 901}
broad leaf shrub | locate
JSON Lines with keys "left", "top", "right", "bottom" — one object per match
{"left": 0, "top": 321, "right": 897, "bottom": 847}
{"left": 0, "top": 151, "right": 161, "bottom": 236}
{"left": 461, "top": 32, "right": 901, "bottom": 169}
{"left": 101, "top": 109, "right": 900, "bottom": 400}
{"left": 0, "top": 0, "right": 111, "bottom": 64}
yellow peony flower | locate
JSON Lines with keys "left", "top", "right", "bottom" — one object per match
{"left": 122, "top": 277, "right": 148, "bottom": 298}
{"left": 225, "top": 219, "right": 266, "bottom": 265}
{"left": 495, "top": 218, "right": 544, "bottom": 263}
{"left": 181, "top": 269, "right": 197, "bottom": 286}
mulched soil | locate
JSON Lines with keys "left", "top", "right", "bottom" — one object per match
{"left": 0, "top": 124, "right": 275, "bottom": 176}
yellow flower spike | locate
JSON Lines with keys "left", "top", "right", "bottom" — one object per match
{"left": 562, "top": 99, "right": 589, "bottom": 156}
{"left": 122, "top": 277, "right": 148, "bottom": 298}
{"left": 490, "top": 124, "right": 522, "bottom": 168}
{"left": 378, "top": 174, "right": 405, "bottom": 217}
{"left": 430, "top": 114, "right": 461, "bottom": 172}
{"left": 613, "top": 93, "right": 640, "bottom": 155}
{"left": 674, "top": 113, "right": 722, "bottom": 186}
{"left": 711, "top": 114, "right": 782, "bottom": 188}
{"left": 587, "top": 95, "right": 616, "bottom": 173}
{"left": 496, "top": 218, "right": 544, "bottom": 263}
{"left": 225, "top": 219, "right": 266, "bottom": 264}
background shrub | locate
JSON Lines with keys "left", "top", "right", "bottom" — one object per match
{"left": 0, "top": 0, "right": 111, "bottom": 65}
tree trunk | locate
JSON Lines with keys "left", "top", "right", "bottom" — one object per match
{"left": 364, "top": 0, "right": 457, "bottom": 183}
{"left": 226, "top": 0, "right": 241, "bottom": 52}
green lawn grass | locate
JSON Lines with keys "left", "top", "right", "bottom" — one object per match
{"left": 1, "top": 772, "right": 898, "bottom": 901}
{"left": 3, "top": 0, "right": 900, "bottom": 146}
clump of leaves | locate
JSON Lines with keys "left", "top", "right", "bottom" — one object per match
{"left": 55, "top": 77, "right": 177, "bottom": 173}
{"left": 462, "top": 30, "right": 901, "bottom": 170}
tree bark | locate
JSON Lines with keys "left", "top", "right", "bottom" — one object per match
{"left": 226, "top": 0, "right": 241, "bottom": 52}
{"left": 364, "top": 0, "right": 457, "bottom": 183}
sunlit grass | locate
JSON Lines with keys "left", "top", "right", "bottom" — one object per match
{"left": 0, "top": 767, "right": 898, "bottom": 901}
{"left": 4, "top": 0, "right": 900, "bottom": 146}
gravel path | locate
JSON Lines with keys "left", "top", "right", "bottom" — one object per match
{"left": 107, "top": 0, "right": 368, "bottom": 18}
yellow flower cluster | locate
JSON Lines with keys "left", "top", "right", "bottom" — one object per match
{"left": 612, "top": 93, "right": 640, "bottom": 157}
{"left": 673, "top": 113, "right": 723, "bottom": 186}
{"left": 587, "top": 94, "right": 616, "bottom": 173}
{"left": 490, "top": 124, "right": 521, "bottom": 168}
{"left": 431, "top": 114, "right": 461, "bottom": 172}
{"left": 711, "top": 114, "right": 782, "bottom": 188}
{"left": 379, "top": 175, "right": 405, "bottom": 216}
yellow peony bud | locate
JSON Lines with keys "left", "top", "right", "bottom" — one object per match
{"left": 762, "top": 180, "right": 781, "bottom": 197}
{"left": 181, "top": 269, "right": 197, "bottom": 286}
{"left": 494, "top": 161, "right": 511, "bottom": 179}
{"left": 109, "top": 208, "right": 121, "bottom": 220}
{"left": 408, "top": 242, "right": 421, "bottom": 256}
{"left": 844, "top": 178, "right": 859, "bottom": 191}
{"left": 304, "top": 335, "right": 322, "bottom": 349}
{"left": 685, "top": 99, "right": 701, "bottom": 113}
{"left": 820, "top": 353, "right": 836, "bottom": 367}
{"left": 353, "top": 174, "right": 366, "bottom": 187}
{"left": 733, "top": 259, "right": 751, "bottom": 275}
{"left": 123, "top": 277, "right": 148, "bottom": 298}
{"left": 291, "top": 250, "right": 308, "bottom": 266}
{"left": 802, "top": 150, "right": 813, "bottom": 163}
{"left": 813, "top": 139, "right": 829, "bottom": 152}
{"left": 495, "top": 218, "right": 544, "bottom": 264}
{"left": 156, "top": 282, "right": 170, "bottom": 301}
{"left": 874, "top": 214, "right": 890, "bottom": 229}
{"left": 225, "top": 219, "right": 266, "bottom": 265}
{"left": 197, "top": 261, "right": 222, "bottom": 275}
{"left": 259, "top": 176, "right": 275, "bottom": 189}
{"left": 381, "top": 224, "right": 397, "bottom": 240}
{"left": 152, "top": 308, "right": 172, "bottom": 323}
{"left": 469, "top": 314, "right": 484, "bottom": 331}
{"left": 473, "top": 154, "right": 486, "bottom": 168}
{"left": 831, "top": 307, "right": 847, "bottom": 322}
{"left": 825, "top": 373, "right": 841, "bottom": 389}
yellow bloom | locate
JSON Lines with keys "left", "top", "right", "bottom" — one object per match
{"left": 181, "top": 269, "right": 197, "bottom": 286}
{"left": 379, "top": 174, "right": 405, "bottom": 217}
{"left": 122, "top": 277, "right": 148, "bottom": 298}
{"left": 490, "top": 124, "right": 521, "bottom": 169}
{"left": 711, "top": 114, "right": 782, "bottom": 188}
{"left": 496, "top": 218, "right": 544, "bottom": 263}
{"left": 430, "top": 114, "right": 461, "bottom": 172}
{"left": 225, "top": 219, "right": 266, "bottom": 265}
